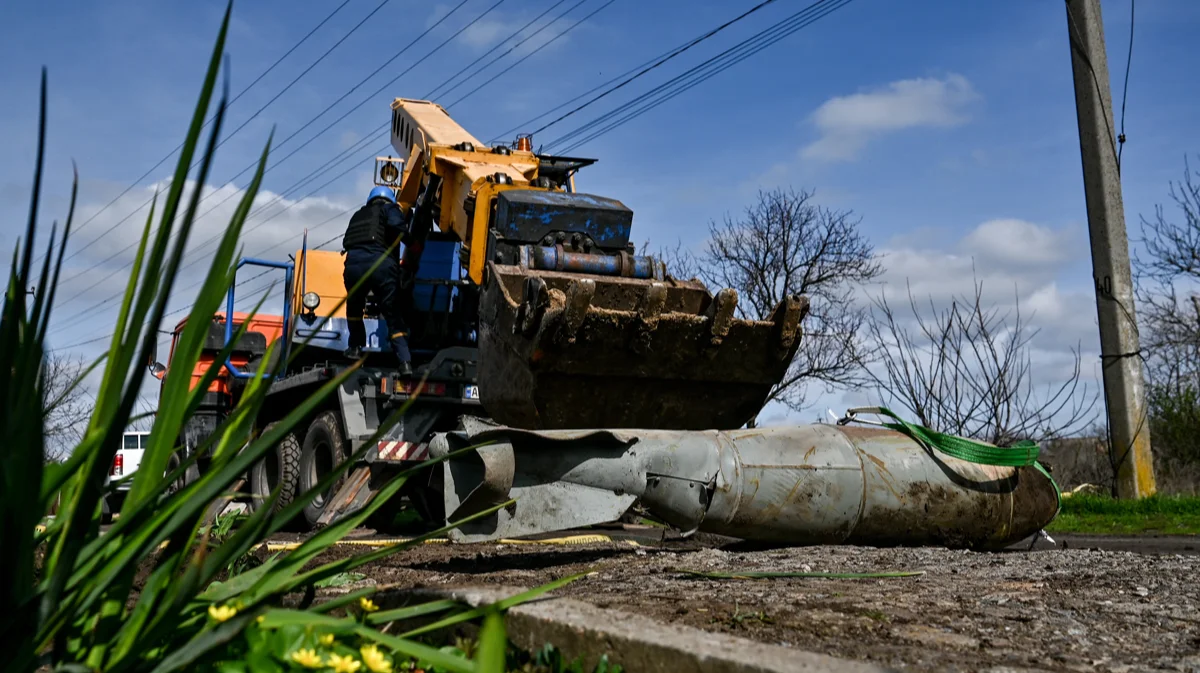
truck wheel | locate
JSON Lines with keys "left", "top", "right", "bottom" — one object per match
{"left": 298, "top": 411, "right": 348, "bottom": 528}
{"left": 249, "top": 422, "right": 301, "bottom": 514}
{"left": 165, "top": 451, "right": 199, "bottom": 496}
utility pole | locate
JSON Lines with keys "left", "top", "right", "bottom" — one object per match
{"left": 1065, "top": 0, "right": 1156, "bottom": 498}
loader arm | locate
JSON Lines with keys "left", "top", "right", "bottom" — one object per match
{"left": 382, "top": 97, "right": 808, "bottom": 431}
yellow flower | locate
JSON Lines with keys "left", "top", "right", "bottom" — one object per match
{"left": 360, "top": 645, "right": 392, "bottom": 673}
{"left": 359, "top": 597, "right": 379, "bottom": 613}
{"left": 290, "top": 648, "right": 324, "bottom": 669}
{"left": 208, "top": 604, "right": 237, "bottom": 622}
{"left": 319, "top": 633, "right": 335, "bottom": 647}
{"left": 328, "top": 653, "right": 363, "bottom": 673}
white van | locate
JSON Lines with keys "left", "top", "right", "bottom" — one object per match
{"left": 102, "top": 431, "right": 150, "bottom": 522}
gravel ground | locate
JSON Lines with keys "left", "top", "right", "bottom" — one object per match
{"left": 302, "top": 532, "right": 1200, "bottom": 672}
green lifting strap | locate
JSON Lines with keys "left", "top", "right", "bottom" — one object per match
{"left": 840, "top": 407, "right": 1062, "bottom": 514}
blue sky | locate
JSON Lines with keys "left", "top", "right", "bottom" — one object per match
{"left": 2, "top": 0, "right": 1198, "bottom": 427}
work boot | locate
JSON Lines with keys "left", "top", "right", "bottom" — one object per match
{"left": 344, "top": 346, "right": 363, "bottom": 360}
{"left": 397, "top": 361, "right": 412, "bottom": 377}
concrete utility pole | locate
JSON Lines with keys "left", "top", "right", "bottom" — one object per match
{"left": 1065, "top": 0, "right": 1156, "bottom": 498}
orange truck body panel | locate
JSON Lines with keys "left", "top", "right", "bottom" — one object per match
{"left": 294, "top": 248, "right": 349, "bottom": 319}
{"left": 167, "top": 312, "right": 286, "bottom": 397}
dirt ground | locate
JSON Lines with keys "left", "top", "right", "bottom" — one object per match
{"left": 298, "top": 530, "right": 1200, "bottom": 673}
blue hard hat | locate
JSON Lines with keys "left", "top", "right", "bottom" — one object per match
{"left": 367, "top": 185, "right": 396, "bottom": 204}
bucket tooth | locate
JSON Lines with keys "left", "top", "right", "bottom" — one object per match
{"left": 515, "top": 276, "right": 549, "bottom": 337}
{"left": 771, "top": 294, "right": 809, "bottom": 354}
{"left": 706, "top": 288, "right": 738, "bottom": 347}
{"left": 631, "top": 282, "right": 668, "bottom": 354}
{"left": 556, "top": 278, "right": 595, "bottom": 345}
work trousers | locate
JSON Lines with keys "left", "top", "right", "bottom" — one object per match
{"left": 343, "top": 247, "right": 411, "bottom": 364}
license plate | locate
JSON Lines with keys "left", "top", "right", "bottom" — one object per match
{"left": 463, "top": 385, "right": 479, "bottom": 400}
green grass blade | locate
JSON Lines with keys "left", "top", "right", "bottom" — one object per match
{"left": 17, "top": 66, "right": 46, "bottom": 292}
{"left": 147, "top": 611, "right": 256, "bottom": 673}
{"left": 33, "top": 161, "right": 77, "bottom": 345}
{"left": 38, "top": 5, "right": 232, "bottom": 629}
{"left": 352, "top": 624, "right": 477, "bottom": 673}
{"left": 475, "top": 610, "right": 507, "bottom": 673}
{"left": 362, "top": 599, "right": 461, "bottom": 624}
{"left": 400, "top": 572, "right": 589, "bottom": 639}
{"left": 0, "top": 66, "right": 51, "bottom": 672}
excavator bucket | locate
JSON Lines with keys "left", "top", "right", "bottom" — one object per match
{"left": 477, "top": 261, "right": 808, "bottom": 431}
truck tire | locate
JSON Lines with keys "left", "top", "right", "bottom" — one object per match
{"left": 249, "top": 422, "right": 301, "bottom": 514}
{"left": 165, "top": 451, "right": 199, "bottom": 496}
{"left": 298, "top": 411, "right": 348, "bottom": 528}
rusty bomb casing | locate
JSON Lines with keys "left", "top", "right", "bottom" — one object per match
{"left": 431, "top": 421, "right": 1060, "bottom": 549}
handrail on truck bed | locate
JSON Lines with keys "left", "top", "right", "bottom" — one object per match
{"left": 223, "top": 257, "right": 294, "bottom": 380}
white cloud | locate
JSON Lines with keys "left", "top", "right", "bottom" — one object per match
{"left": 45, "top": 180, "right": 357, "bottom": 364}
{"left": 802, "top": 74, "right": 980, "bottom": 162}
{"left": 961, "top": 218, "right": 1079, "bottom": 268}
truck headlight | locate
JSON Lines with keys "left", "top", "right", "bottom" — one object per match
{"left": 302, "top": 292, "right": 321, "bottom": 311}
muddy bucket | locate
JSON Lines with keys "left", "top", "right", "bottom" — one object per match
{"left": 476, "top": 261, "right": 808, "bottom": 430}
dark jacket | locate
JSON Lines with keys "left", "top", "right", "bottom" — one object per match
{"left": 342, "top": 198, "right": 409, "bottom": 257}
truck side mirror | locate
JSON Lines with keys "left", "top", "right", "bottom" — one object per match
{"left": 147, "top": 338, "right": 166, "bottom": 380}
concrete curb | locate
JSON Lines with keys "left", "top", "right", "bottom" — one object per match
{"left": 398, "top": 584, "right": 894, "bottom": 673}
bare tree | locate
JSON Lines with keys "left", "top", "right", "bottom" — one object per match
{"left": 1129, "top": 159, "right": 1200, "bottom": 491}
{"left": 1134, "top": 155, "right": 1200, "bottom": 389}
{"left": 665, "top": 188, "right": 883, "bottom": 421}
{"left": 42, "top": 353, "right": 92, "bottom": 461}
{"left": 862, "top": 274, "right": 1098, "bottom": 446}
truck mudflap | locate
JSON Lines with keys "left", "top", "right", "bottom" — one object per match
{"left": 476, "top": 261, "right": 808, "bottom": 431}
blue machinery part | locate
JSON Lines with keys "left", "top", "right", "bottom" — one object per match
{"left": 223, "top": 257, "right": 294, "bottom": 380}
{"left": 522, "top": 245, "right": 664, "bottom": 280}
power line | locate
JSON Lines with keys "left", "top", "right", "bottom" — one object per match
{"left": 436, "top": 0, "right": 585, "bottom": 103}
{"left": 549, "top": 0, "right": 855, "bottom": 155}
{"left": 426, "top": 0, "right": 576, "bottom": 102}
{"left": 526, "top": 0, "right": 779, "bottom": 138}
{"left": 53, "top": 213, "right": 353, "bottom": 352}
{"left": 49, "top": 0, "right": 490, "bottom": 317}
{"left": 162, "top": 0, "right": 599, "bottom": 288}
{"left": 50, "top": 146, "right": 381, "bottom": 331}
{"left": 549, "top": 0, "right": 850, "bottom": 152}
{"left": 445, "top": 0, "right": 616, "bottom": 110}
{"left": 1117, "top": 0, "right": 1135, "bottom": 170}
{"left": 195, "top": 0, "right": 483, "bottom": 197}
{"left": 50, "top": 0, "right": 627, "bottom": 350}
{"left": 55, "top": 0, "right": 362, "bottom": 263}
{"left": 486, "top": 32, "right": 707, "bottom": 146}
{"left": 51, "top": 0, "right": 466, "bottom": 301}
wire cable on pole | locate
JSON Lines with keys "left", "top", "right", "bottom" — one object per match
{"left": 1117, "top": 0, "right": 1135, "bottom": 170}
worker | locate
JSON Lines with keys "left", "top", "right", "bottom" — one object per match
{"left": 341, "top": 185, "right": 412, "bottom": 375}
